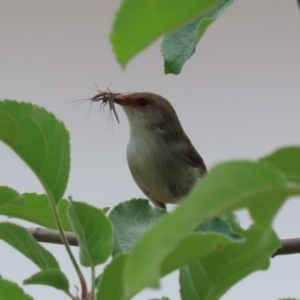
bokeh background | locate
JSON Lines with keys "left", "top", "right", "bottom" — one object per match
{"left": 1, "top": 0, "right": 300, "bottom": 299}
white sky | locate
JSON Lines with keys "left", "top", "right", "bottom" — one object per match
{"left": 1, "top": 0, "right": 300, "bottom": 299}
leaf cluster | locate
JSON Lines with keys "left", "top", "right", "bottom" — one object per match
{"left": 0, "top": 99, "right": 300, "bottom": 300}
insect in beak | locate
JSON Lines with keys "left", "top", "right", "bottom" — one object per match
{"left": 91, "top": 88, "right": 124, "bottom": 124}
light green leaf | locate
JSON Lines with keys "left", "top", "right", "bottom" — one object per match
{"left": 111, "top": 0, "right": 233, "bottom": 67}
{"left": 0, "top": 279, "right": 33, "bottom": 300}
{"left": 68, "top": 201, "right": 113, "bottom": 267}
{"left": 161, "top": 0, "right": 233, "bottom": 74}
{"left": 109, "top": 199, "right": 167, "bottom": 255}
{"left": 0, "top": 193, "right": 72, "bottom": 231}
{"left": 96, "top": 253, "right": 127, "bottom": 300}
{"left": 161, "top": 231, "right": 242, "bottom": 277}
{"left": 24, "top": 269, "right": 70, "bottom": 294}
{"left": 0, "top": 186, "right": 25, "bottom": 207}
{"left": 259, "top": 146, "right": 300, "bottom": 182}
{"left": 122, "top": 160, "right": 300, "bottom": 299}
{"left": 0, "top": 100, "right": 70, "bottom": 203}
{"left": 179, "top": 224, "right": 279, "bottom": 300}
{"left": 0, "top": 222, "right": 59, "bottom": 270}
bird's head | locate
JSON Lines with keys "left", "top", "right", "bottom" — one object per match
{"left": 114, "top": 92, "right": 184, "bottom": 138}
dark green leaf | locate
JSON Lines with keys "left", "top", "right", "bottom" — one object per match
{"left": 0, "top": 100, "right": 70, "bottom": 203}
{"left": 109, "top": 199, "right": 167, "bottom": 255}
{"left": 0, "top": 222, "right": 59, "bottom": 270}
{"left": 122, "top": 160, "right": 300, "bottom": 299}
{"left": 259, "top": 146, "right": 300, "bottom": 182}
{"left": 0, "top": 279, "right": 33, "bottom": 300}
{"left": 161, "top": 0, "right": 233, "bottom": 74}
{"left": 96, "top": 253, "right": 127, "bottom": 300}
{"left": 24, "top": 269, "right": 69, "bottom": 294}
{"left": 68, "top": 201, "right": 113, "bottom": 266}
{"left": 0, "top": 186, "right": 25, "bottom": 207}
{"left": 111, "top": 0, "right": 233, "bottom": 67}
{"left": 197, "top": 215, "right": 242, "bottom": 240}
{"left": 179, "top": 224, "right": 280, "bottom": 300}
{"left": 0, "top": 193, "right": 72, "bottom": 231}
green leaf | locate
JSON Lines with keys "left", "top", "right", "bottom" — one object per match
{"left": 161, "top": 214, "right": 244, "bottom": 276}
{"left": 161, "top": 0, "right": 233, "bottom": 74}
{"left": 259, "top": 146, "right": 300, "bottom": 182}
{"left": 0, "top": 100, "right": 70, "bottom": 203}
{"left": 111, "top": 0, "right": 233, "bottom": 67}
{"left": 197, "top": 215, "right": 242, "bottom": 240}
{"left": 161, "top": 231, "right": 242, "bottom": 277}
{"left": 179, "top": 224, "right": 279, "bottom": 300}
{"left": 0, "top": 186, "right": 25, "bottom": 207}
{"left": 122, "top": 160, "right": 300, "bottom": 299}
{"left": 68, "top": 201, "right": 113, "bottom": 267}
{"left": 96, "top": 253, "right": 127, "bottom": 300}
{"left": 0, "top": 222, "right": 59, "bottom": 270}
{"left": 0, "top": 193, "right": 72, "bottom": 230}
{"left": 24, "top": 269, "right": 69, "bottom": 294}
{"left": 109, "top": 199, "right": 167, "bottom": 255}
{"left": 0, "top": 279, "right": 33, "bottom": 300}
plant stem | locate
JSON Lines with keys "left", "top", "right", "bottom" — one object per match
{"left": 47, "top": 191, "right": 88, "bottom": 299}
{"left": 91, "top": 266, "right": 96, "bottom": 300}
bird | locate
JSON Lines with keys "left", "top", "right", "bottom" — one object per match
{"left": 113, "top": 92, "right": 207, "bottom": 209}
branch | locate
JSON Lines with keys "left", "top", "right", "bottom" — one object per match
{"left": 272, "top": 238, "right": 300, "bottom": 257}
{"left": 28, "top": 227, "right": 300, "bottom": 257}
{"left": 297, "top": 0, "right": 300, "bottom": 10}
{"left": 28, "top": 227, "right": 78, "bottom": 246}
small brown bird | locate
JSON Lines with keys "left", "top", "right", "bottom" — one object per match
{"left": 112, "top": 92, "right": 207, "bottom": 209}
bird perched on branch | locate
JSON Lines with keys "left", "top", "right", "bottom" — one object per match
{"left": 111, "top": 92, "right": 207, "bottom": 209}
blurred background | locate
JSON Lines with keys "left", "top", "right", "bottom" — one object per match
{"left": 1, "top": 0, "right": 300, "bottom": 299}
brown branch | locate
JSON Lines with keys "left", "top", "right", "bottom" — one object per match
{"left": 28, "top": 227, "right": 300, "bottom": 257}
{"left": 28, "top": 227, "right": 78, "bottom": 246}
{"left": 272, "top": 238, "right": 300, "bottom": 257}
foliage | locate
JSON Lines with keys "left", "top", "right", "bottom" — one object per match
{"left": 1, "top": 1, "right": 299, "bottom": 300}
{"left": 0, "top": 99, "right": 299, "bottom": 300}
{"left": 111, "top": 0, "right": 233, "bottom": 73}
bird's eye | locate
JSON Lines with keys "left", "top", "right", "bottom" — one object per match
{"left": 139, "top": 99, "right": 147, "bottom": 107}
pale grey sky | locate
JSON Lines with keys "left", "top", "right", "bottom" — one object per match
{"left": 1, "top": 0, "right": 300, "bottom": 299}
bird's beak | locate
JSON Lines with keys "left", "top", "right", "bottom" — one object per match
{"left": 113, "top": 94, "right": 128, "bottom": 106}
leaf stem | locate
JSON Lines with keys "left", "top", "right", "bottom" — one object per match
{"left": 47, "top": 190, "right": 88, "bottom": 299}
{"left": 91, "top": 265, "right": 96, "bottom": 300}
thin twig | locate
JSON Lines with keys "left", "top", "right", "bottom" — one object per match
{"left": 272, "top": 238, "right": 300, "bottom": 257}
{"left": 28, "top": 228, "right": 78, "bottom": 246}
{"left": 28, "top": 227, "right": 300, "bottom": 257}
